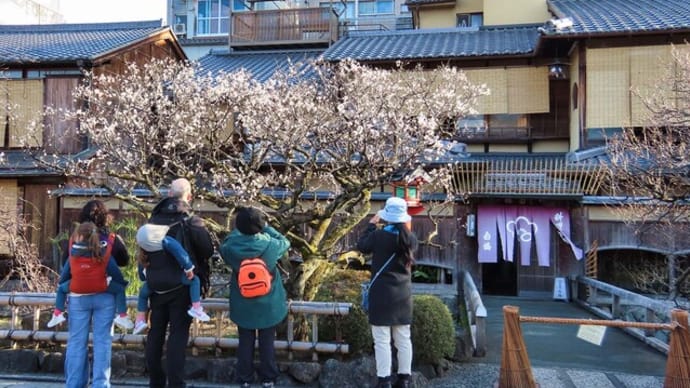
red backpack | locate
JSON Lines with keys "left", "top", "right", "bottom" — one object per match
{"left": 237, "top": 258, "right": 273, "bottom": 298}
{"left": 69, "top": 233, "right": 115, "bottom": 294}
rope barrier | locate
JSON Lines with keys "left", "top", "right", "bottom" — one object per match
{"left": 519, "top": 315, "right": 677, "bottom": 330}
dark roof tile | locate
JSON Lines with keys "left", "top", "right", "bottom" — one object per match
{"left": 546, "top": 0, "right": 690, "bottom": 36}
{"left": 0, "top": 20, "right": 166, "bottom": 65}
{"left": 322, "top": 26, "right": 539, "bottom": 61}
{"left": 196, "top": 49, "right": 324, "bottom": 82}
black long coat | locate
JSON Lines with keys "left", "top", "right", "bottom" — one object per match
{"left": 357, "top": 223, "right": 417, "bottom": 326}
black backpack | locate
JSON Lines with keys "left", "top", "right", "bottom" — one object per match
{"left": 174, "top": 217, "right": 211, "bottom": 298}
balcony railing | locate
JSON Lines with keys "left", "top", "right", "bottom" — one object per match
{"left": 339, "top": 15, "right": 413, "bottom": 34}
{"left": 231, "top": 8, "right": 338, "bottom": 47}
{"left": 450, "top": 156, "right": 606, "bottom": 197}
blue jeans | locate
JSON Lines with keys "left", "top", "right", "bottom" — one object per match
{"left": 137, "top": 276, "right": 200, "bottom": 312}
{"left": 56, "top": 280, "right": 128, "bottom": 315}
{"left": 65, "top": 292, "right": 115, "bottom": 388}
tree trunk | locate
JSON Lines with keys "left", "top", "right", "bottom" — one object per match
{"left": 287, "top": 256, "right": 335, "bottom": 340}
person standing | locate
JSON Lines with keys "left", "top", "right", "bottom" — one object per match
{"left": 144, "top": 178, "right": 214, "bottom": 388}
{"left": 219, "top": 207, "right": 290, "bottom": 388}
{"left": 58, "top": 199, "right": 130, "bottom": 387}
{"left": 357, "top": 197, "right": 418, "bottom": 388}
{"left": 63, "top": 221, "right": 119, "bottom": 388}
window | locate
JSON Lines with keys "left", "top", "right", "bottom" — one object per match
{"left": 197, "top": 0, "right": 230, "bottom": 36}
{"left": 456, "top": 13, "right": 483, "bottom": 28}
{"left": 232, "top": 0, "right": 247, "bottom": 11}
{"left": 174, "top": 14, "right": 187, "bottom": 26}
{"left": 359, "top": 0, "right": 394, "bottom": 16}
{"left": 456, "top": 115, "right": 487, "bottom": 137}
{"left": 490, "top": 114, "right": 527, "bottom": 129}
{"left": 321, "top": 1, "right": 355, "bottom": 19}
{"left": 455, "top": 114, "right": 528, "bottom": 138}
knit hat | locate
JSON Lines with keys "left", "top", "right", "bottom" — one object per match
{"left": 235, "top": 207, "right": 265, "bottom": 235}
{"left": 377, "top": 197, "right": 411, "bottom": 224}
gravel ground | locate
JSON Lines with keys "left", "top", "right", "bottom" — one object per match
{"left": 427, "top": 363, "right": 665, "bottom": 388}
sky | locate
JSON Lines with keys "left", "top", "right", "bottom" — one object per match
{"left": 0, "top": 0, "right": 167, "bottom": 25}
{"left": 58, "top": 0, "right": 167, "bottom": 24}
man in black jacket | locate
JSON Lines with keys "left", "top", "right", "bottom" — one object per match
{"left": 144, "top": 178, "right": 214, "bottom": 388}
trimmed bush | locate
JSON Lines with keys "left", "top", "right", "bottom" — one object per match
{"left": 411, "top": 294, "right": 455, "bottom": 365}
{"left": 314, "top": 268, "right": 373, "bottom": 355}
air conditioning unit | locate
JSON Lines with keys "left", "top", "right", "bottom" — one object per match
{"left": 173, "top": 23, "right": 187, "bottom": 36}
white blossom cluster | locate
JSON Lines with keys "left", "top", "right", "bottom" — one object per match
{"left": 32, "top": 57, "right": 487, "bottom": 253}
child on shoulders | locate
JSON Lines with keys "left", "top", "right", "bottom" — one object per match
{"left": 133, "top": 223, "right": 210, "bottom": 335}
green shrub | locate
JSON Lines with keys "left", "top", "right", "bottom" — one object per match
{"left": 314, "top": 268, "right": 372, "bottom": 355}
{"left": 412, "top": 294, "right": 455, "bottom": 364}
{"left": 110, "top": 217, "right": 144, "bottom": 297}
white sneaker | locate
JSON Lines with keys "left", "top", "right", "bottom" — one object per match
{"left": 47, "top": 313, "right": 66, "bottom": 328}
{"left": 132, "top": 320, "right": 148, "bottom": 335}
{"left": 114, "top": 315, "right": 134, "bottom": 330}
{"left": 187, "top": 306, "right": 210, "bottom": 322}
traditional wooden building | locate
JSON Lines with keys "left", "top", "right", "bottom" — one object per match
{"left": 0, "top": 20, "right": 186, "bottom": 264}
{"left": 321, "top": 0, "right": 690, "bottom": 296}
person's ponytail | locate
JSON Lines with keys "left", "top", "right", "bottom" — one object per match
{"left": 394, "top": 223, "right": 416, "bottom": 268}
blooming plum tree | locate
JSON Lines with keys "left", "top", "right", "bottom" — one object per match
{"left": 30, "top": 57, "right": 487, "bottom": 299}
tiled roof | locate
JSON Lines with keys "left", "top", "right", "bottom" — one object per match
{"left": 546, "top": 0, "right": 690, "bottom": 36}
{"left": 0, "top": 150, "right": 63, "bottom": 177}
{"left": 0, "top": 20, "right": 166, "bottom": 65}
{"left": 322, "top": 26, "right": 540, "bottom": 62}
{"left": 196, "top": 49, "right": 324, "bottom": 82}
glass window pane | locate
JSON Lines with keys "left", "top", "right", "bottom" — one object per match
{"left": 377, "top": 0, "right": 393, "bottom": 14}
{"left": 471, "top": 13, "right": 483, "bottom": 27}
{"left": 199, "top": 0, "right": 210, "bottom": 17}
{"left": 395, "top": 186, "right": 405, "bottom": 197}
{"left": 197, "top": 19, "right": 209, "bottom": 35}
{"left": 220, "top": 19, "right": 229, "bottom": 33}
{"left": 346, "top": 2, "right": 355, "bottom": 18}
{"left": 490, "top": 114, "right": 526, "bottom": 127}
{"left": 359, "top": 1, "right": 375, "bottom": 15}
{"left": 408, "top": 187, "right": 417, "bottom": 199}
{"left": 233, "top": 0, "right": 246, "bottom": 11}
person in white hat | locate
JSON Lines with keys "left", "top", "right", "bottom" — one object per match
{"left": 357, "top": 196, "right": 419, "bottom": 388}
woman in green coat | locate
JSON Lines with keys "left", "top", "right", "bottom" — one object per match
{"left": 219, "top": 207, "right": 290, "bottom": 388}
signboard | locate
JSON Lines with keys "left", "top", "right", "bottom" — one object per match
{"left": 577, "top": 325, "right": 606, "bottom": 346}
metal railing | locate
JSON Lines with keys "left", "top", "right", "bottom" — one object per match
{"left": 0, "top": 292, "right": 351, "bottom": 360}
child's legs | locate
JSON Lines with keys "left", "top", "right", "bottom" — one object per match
{"left": 162, "top": 236, "right": 192, "bottom": 269}
{"left": 181, "top": 275, "right": 201, "bottom": 304}
{"left": 137, "top": 282, "right": 151, "bottom": 313}
{"left": 55, "top": 281, "right": 70, "bottom": 311}
{"left": 106, "top": 281, "right": 127, "bottom": 315}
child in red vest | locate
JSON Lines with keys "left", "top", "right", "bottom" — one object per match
{"left": 47, "top": 222, "right": 134, "bottom": 331}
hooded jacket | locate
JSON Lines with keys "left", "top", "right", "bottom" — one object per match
{"left": 145, "top": 197, "right": 214, "bottom": 293}
{"left": 220, "top": 225, "right": 290, "bottom": 329}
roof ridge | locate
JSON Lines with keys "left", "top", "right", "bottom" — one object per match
{"left": 346, "top": 24, "right": 540, "bottom": 38}
{"left": 0, "top": 20, "right": 162, "bottom": 33}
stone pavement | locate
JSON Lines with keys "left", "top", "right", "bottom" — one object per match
{"left": 0, "top": 366, "right": 666, "bottom": 388}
